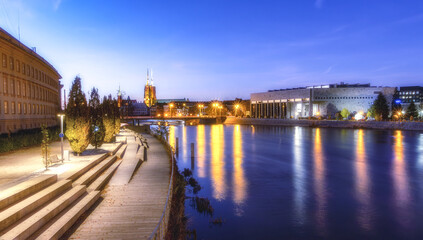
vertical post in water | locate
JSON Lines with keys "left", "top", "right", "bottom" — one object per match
{"left": 175, "top": 137, "right": 179, "bottom": 156}
{"left": 144, "top": 145, "right": 148, "bottom": 161}
{"left": 191, "top": 142, "right": 195, "bottom": 170}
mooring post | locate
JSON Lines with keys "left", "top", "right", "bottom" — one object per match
{"left": 191, "top": 142, "right": 195, "bottom": 170}
{"left": 175, "top": 137, "right": 179, "bottom": 155}
{"left": 144, "top": 145, "right": 148, "bottom": 161}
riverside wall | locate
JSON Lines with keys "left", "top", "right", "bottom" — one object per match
{"left": 224, "top": 117, "right": 423, "bottom": 131}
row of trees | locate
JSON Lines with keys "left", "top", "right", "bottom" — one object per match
{"left": 368, "top": 93, "right": 420, "bottom": 121}
{"left": 65, "top": 76, "right": 120, "bottom": 155}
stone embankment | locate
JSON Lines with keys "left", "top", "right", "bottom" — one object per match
{"left": 224, "top": 117, "right": 423, "bottom": 131}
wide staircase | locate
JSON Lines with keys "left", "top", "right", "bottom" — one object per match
{"left": 0, "top": 139, "right": 141, "bottom": 240}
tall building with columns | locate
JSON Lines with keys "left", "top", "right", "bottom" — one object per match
{"left": 0, "top": 27, "right": 62, "bottom": 134}
{"left": 250, "top": 83, "right": 396, "bottom": 119}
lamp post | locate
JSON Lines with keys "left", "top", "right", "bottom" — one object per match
{"left": 235, "top": 104, "right": 240, "bottom": 117}
{"left": 169, "top": 103, "right": 174, "bottom": 117}
{"left": 57, "top": 114, "right": 65, "bottom": 162}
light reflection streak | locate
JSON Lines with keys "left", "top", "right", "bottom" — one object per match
{"left": 314, "top": 128, "right": 327, "bottom": 235}
{"left": 393, "top": 130, "right": 411, "bottom": 227}
{"left": 233, "top": 125, "right": 246, "bottom": 215}
{"left": 354, "top": 129, "right": 372, "bottom": 231}
{"left": 293, "top": 127, "right": 305, "bottom": 225}
{"left": 197, "top": 125, "right": 206, "bottom": 178}
{"left": 211, "top": 124, "right": 226, "bottom": 200}
{"left": 182, "top": 125, "right": 187, "bottom": 163}
{"left": 168, "top": 125, "right": 175, "bottom": 149}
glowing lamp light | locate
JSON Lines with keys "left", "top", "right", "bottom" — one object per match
{"left": 157, "top": 114, "right": 161, "bottom": 117}
{"left": 165, "top": 113, "right": 168, "bottom": 117}
{"left": 316, "top": 112, "right": 320, "bottom": 116}
{"left": 355, "top": 112, "right": 364, "bottom": 120}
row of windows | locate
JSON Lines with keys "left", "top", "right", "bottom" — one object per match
{"left": 1, "top": 77, "right": 58, "bottom": 103}
{"left": 315, "top": 96, "right": 375, "bottom": 100}
{"left": 1, "top": 53, "right": 57, "bottom": 88}
{"left": 0, "top": 121, "right": 56, "bottom": 134}
{"left": 399, "top": 96, "right": 423, "bottom": 99}
{"left": 1, "top": 101, "right": 56, "bottom": 115}
{"left": 400, "top": 91, "right": 420, "bottom": 95}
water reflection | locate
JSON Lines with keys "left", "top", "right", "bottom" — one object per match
{"left": 211, "top": 124, "right": 226, "bottom": 200}
{"left": 392, "top": 131, "right": 411, "bottom": 227}
{"left": 293, "top": 127, "right": 306, "bottom": 225}
{"left": 168, "top": 125, "right": 176, "bottom": 150}
{"left": 233, "top": 125, "right": 246, "bottom": 215}
{"left": 197, "top": 125, "right": 206, "bottom": 178}
{"left": 182, "top": 125, "right": 187, "bottom": 162}
{"left": 314, "top": 128, "right": 327, "bottom": 235}
{"left": 354, "top": 129, "right": 372, "bottom": 231}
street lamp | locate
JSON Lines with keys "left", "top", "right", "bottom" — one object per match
{"left": 235, "top": 104, "right": 240, "bottom": 117}
{"left": 57, "top": 113, "right": 65, "bottom": 162}
{"left": 169, "top": 103, "right": 174, "bottom": 117}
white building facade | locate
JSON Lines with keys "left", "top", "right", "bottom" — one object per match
{"left": 250, "top": 83, "right": 396, "bottom": 119}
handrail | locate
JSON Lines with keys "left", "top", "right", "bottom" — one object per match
{"left": 148, "top": 134, "right": 175, "bottom": 240}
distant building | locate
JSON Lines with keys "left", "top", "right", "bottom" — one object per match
{"left": 143, "top": 68, "right": 156, "bottom": 108}
{"left": 132, "top": 102, "right": 149, "bottom": 116}
{"left": 0, "top": 27, "right": 62, "bottom": 134}
{"left": 250, "top": 82, "right": 396, "bottom": 119}
{"left": 396, "top": 86, "right": 423, "bottom": 105}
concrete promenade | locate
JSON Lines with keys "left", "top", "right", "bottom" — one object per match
{"left": 225, "top": 117, "right": 423, "bottom": 131}
{"left": 70, "top": 132, "right": 171, "bottom": 239}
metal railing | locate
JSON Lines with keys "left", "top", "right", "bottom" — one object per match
{"left": 148, "top": 134, "right": 175, "bottom": 240}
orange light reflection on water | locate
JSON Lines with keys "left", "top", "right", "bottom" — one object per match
{"left": 314, "top": 128, "right": 327, "bottom": 235}
{"left": 197, "top": 125, "right": 206, "bottom": 178}
{"left": 211, "top": 124, "right": 226, "bottom": 200}
{"left": 355, "top": 129, "right": 372, "bottom": 231}
{"left": 233, "top": 125, "right": 246, "bottom": 215}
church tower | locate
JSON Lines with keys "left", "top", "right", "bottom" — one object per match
{"left": 144, "top": 68, "right": 157, "bottom": 108}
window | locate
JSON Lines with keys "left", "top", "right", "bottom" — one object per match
{"left": 4, "top": 101, "right": 8, "bottom": 114}
{"left": 26, "top": 64, "right": 30, "bottom": 76}
{"left": 3, "top": 78, "right": 7, "bottom": 94}
{"left": 18, "top": 102, "right": 21, "bottom": 114}
{"left": 11, "top": 102, "right": 15, "bottom": 114}
{"left": 22, "top": 62, "right": 25, "bottom": 74}
{"left": 9, "top": 57, "right": 14, "bottom": 70}
{"left": 10, "top": 79, "right": 15, "bottom": 96}
{"left": 31, "top": 67, "right": 34, "bottom": 78}
{"left": 23, "top": 103, "right": 26, "bottom": 114}
{"left": 17, "top": 81, "right": 20, "bottom": 96}
{"left": 2, "top": 54, "right": 6, "bottom": 67}
{"left": 16, "top": 60, "right": 20, "bottom": 72}
{"left": 28, "top": 103, "right": 31, "bottom": 114}
{"left": 23, "top": 83, "right": 26, "bottom": 97}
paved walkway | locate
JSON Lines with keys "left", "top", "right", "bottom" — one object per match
{"left": 70, "top": 132, "right": 171, "bottom": 239}
{"left": 0, "top": 140, "right": 122, "bottom": 191}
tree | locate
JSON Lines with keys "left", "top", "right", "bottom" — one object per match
{"left": 65, "top": 76, "right": 91, "bottom": 155}
{"left": 112, "top": 98, "right": 121, "bottom": 135}
{"left": 89, "top": 87, "right": 105, "bottom": 149}
{"left": 406, "top": 101, "right": 419, "bottom": 120}
{"left": 102, "top": 95, "right": 116, "bottom": 143}
{"left": 371, "top": 93, "right": 390, "bottom": 121}
{"left": 41, "top": 125, "right": 51, "bottom": 169}
{"left": 340, "top": 108, "right": 350, "bottom": 119}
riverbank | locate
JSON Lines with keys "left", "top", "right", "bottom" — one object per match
{"left": 224, "top": 117, "right": 423, "bottom": 131}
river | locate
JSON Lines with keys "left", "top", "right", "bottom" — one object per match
{"left": 166, "top": 123, "right": 423, "bottom": 239}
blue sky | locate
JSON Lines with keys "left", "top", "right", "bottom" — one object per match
{"left": 1, "top": 0, "right": 422, "bottom": 101}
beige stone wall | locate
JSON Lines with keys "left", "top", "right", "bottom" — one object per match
{"left": 0, "top": 28, "right": 61, "bottom": 134}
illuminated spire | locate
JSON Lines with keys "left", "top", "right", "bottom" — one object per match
{"left": 118, "top": 85, "right": 121, "bottom": 96}
{"left": 146, "top": 68, "right": 150, "bottom": 85}
{"left": 151, "top": 69, "right": 154, "bottom": 86}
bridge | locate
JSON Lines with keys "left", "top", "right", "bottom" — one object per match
{"left": 122, "top": 116, "right": 227, "bottom": 125}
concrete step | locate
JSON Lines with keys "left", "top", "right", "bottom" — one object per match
{"left": 0, "top": 186, "right": 86, "bottom": 240}
{"left": 109, "top": 144, "right": 142, "bottom": 186}
{"left": 34, "top": 191, "right": 100, "bottom": 240}
{"left": 110, "top": 142, "right": 124, "bottom": 156}
{"left": 87, "top": 160, "right": 122, "bottom": 192}
{"left": 116, "top": 144, "right": 127, "bottom": 159}
{"left": 0, "top": 175, "right": 57, "bottom": 211}
{"left": 0, "top": 180, "right": 72, "bottom": 232}
{"left": 65, "top": 153, "right": 109, "bottom": 182}
{"left": 73, "top": 156, "right": 117, "bottom": 187}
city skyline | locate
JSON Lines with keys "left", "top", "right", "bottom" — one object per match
{"left": 0, "top": 0, "right": 422, "bottom": 101}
